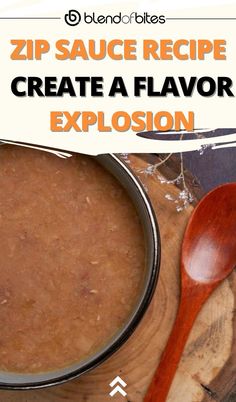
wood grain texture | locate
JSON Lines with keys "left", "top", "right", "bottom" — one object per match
{"left": 0, "top": 154, "right": 234, "bottom": 402}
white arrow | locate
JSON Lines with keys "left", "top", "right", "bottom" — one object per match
{"left": 109, "top": 376, "right": 127, "bottom": 397}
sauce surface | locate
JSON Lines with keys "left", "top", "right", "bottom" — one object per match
{"left": 0, "top": 146, "right": 145, "bottom": 373}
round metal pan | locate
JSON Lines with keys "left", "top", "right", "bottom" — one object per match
{"left": 0, "top": 150, "right": 161, "bottom": 390}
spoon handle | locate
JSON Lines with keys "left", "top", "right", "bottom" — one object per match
{"left": 144, "top": 292, "right": 203, "bottom": 402}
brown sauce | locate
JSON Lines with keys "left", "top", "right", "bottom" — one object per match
{"left": 0, "top": 146, "right": 145, "bottom": 373}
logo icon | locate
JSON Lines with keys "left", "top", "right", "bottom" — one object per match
{"left": 65, "top": 10, "right": 81, "bottom": 26}
{"left": 109, "top": 376, "right": 127, "bottom": 397}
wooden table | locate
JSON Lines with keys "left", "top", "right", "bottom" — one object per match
{"left": 1, "top": 154, "right": 235, "bottom": 402}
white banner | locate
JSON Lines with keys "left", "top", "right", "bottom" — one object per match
{"left": 0, "top": 1, "right": 236, "bottom": 154}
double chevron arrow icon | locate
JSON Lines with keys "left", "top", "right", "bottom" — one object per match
{"left": 109, "top": 376, "right": 127, "bottom": 397}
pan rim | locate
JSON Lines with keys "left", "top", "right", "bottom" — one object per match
{"left": 0, "top": 151, "right": 161, "bottom": 390}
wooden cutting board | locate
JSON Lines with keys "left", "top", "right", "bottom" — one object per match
{"left": 1, "top": 154, "right": 235, "bottom": 402}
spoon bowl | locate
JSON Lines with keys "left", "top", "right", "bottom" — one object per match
{"left": 182, "top": 183, "right": 236, "bottom": 283}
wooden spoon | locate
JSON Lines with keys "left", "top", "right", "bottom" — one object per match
{"left": 144, "top": 183, "right": 236, "bottom": 402}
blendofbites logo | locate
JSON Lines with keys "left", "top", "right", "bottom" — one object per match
{"left": 64, "top": 9, "right": 166, "bottom": 26}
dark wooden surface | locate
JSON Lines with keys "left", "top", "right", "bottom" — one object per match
{"left": 172, "top": 129, "right": 236, "bottom": 193}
